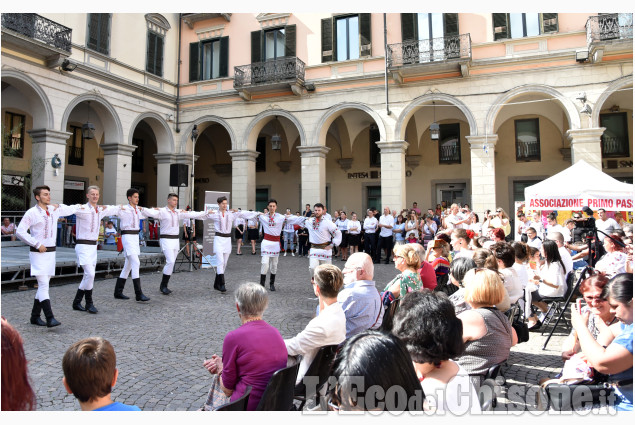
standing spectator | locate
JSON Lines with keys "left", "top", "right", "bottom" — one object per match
{"left": 468, "top": 213, "right": 482, "bottom": 237}
{"left": 346, "top": 212, "right": 361, "bottom": 257}
{"left": 410, "top": 243, "right": 437, "bottom": 291}
{"left": 183, "top": 206, "right": 195, "bottom": 257}
{"left": 546, "top": 212, "right": 571, "bottom": 242}
{"left": 234, "top": 212, "right": 245, "bottom": 255}
{"left": 104, "top": 221, "right": 118, "bottom": 245}
{"left": 336, "top": 211, "right": 350, "bottom": 261}
{"left": 596, "top": 208, "right": 622, "bottom": 242}
{"left": 377, "top": 207, "right": 394, "bottom": 264}
{"left": 303, "top": 204, "right": 312, "bottom": 218}
{"left": 363, "top": 209, "right": 378, "bottom": 262}
{"left": 247, "top": 212, "right": 259, "bottom": 255}
{"left": 405, "top": 210, "right": 420, "bottom": 244}
{"left": 483, "top": 207, "right": 511, "bottom": 240}
{"left": 529, "top": 211, "right": 545, "bottom": 240}
{"left": 421, "top": 214, "right": 437, "bottom": 248}
{"left": 1, "top": 317, "right": 36, "bottom": 410}
{"left": 282, "top": 208, "right": 295, "bottom": 256}
{"left": 297, "top": 224, "right": 309, "bottom": 257}
{"left": 384, "top": 244, "right": 423, "bottom": 300}
{"left": 1, "top": 217, "right": 16, "bottom": 241}
{"left": 446, "top": 203, "right": 470, "bottom": 230}
{"left": 516, "top": 212, "right": 530, "bottom": 242}
{"left": 411, "top": 202, "right": 421, "bottom": 216}
{"left": 393, "top": 214, "right": 406, "bottom": 249}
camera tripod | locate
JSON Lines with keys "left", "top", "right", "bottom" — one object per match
{"left": 175, "top": 238, "right": 203, "bottom": 272}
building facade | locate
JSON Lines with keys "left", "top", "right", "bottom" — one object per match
{"left": 2, "top": 12, "right": 633, "bottom": 219}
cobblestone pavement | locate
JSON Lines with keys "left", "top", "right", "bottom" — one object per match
{"left": 1, "top": 250, "right": 571, "bottom": 411}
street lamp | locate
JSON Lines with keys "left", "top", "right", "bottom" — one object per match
{"left": 429, "top": 101, "right": 440, "bottom": 141}
{"left": 190, "top": 124, "right": 198, "bottom": 211}
{"left": 271, "top": 116, "right": 282, "bottom": 151}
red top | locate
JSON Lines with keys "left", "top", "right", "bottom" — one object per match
{"left": 418, "top": 261, "right": 438, "bottom": 291}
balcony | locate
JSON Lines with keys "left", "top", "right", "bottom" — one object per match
{"left": 3, "top": 136, "right": 24, "bottom": 158}
{"left": 586, "top": 14, "right": 633, "bottom": 62}
{"left": 516, "top": 140, "right": 541, "bottom": 162}
{"left": 67, "top": 146, "right": 84, "bottom": 166}
{"left": 234, "top": 57, "right": 306, "bottom": 101}
{"left": 439, "top": 142, "right": 461, "bottom": 164}
{"left": 387, "top": 34, "right": 471, "bottom": 84}
{"left": 1, "top": 13, "right": 72, "bottom": 67}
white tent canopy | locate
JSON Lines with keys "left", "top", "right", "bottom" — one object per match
{"left": 524, "top": 160, "right": 633, "bottom": 211}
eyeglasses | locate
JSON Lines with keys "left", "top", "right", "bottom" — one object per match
{"left": 496, "top": 210, "right": 503, "bottom": 213}
{"left": 342, "top": 267, "right": 362, "bottom": 274}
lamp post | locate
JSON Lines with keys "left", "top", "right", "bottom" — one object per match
{"left": 190, "top": 124, "right": 199, "bottom": 211}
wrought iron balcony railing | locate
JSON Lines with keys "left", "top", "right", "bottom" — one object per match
{"left": 587, "top": 13, "right": 633, "bottom": 44}
{"left": 387, "top": 34, "right": 471, "bottom": 68}
{"left": 602, "top": 136, "right": 629, "bottom": 158}
{"left": 516, "top": 140, "right": 541, "bottom": 161}
{"left": 3, "top": 136, "right": 24, "bottom": 158}
{"left": 234, "top": 57, "right": 305, "bottom": 89}
{"left": 1, "top": 13, "right": 72, "bottom": 53}
{"left": 67, "top": 146, "right": 84, "bottom": 166}
{"left": 439, "top": 142, "right": 461, "bottom": 164}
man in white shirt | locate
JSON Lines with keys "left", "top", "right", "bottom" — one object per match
{"left": 285, "top": 264, "right": 346, "bottom": 385}
{"left": 491, "top": 242, "right": 524, "bottom": 311}
{"left": 378, "top": 207, "right": 394, "bottom": 264}
{"left": 526, "top": 226, "right": 543, "bottom": 249}
{"left": 546, "top": 212, "right": 571, "bottom": 243}
{"left": 529, "top": 211, "right": 545, "bottom": 240}
{"left": 282, "top": 208, "right": 295, "bottom": 256}
{"left": 446, "top": 203, "right": 470, "bottom": 230}
{"left": 362, "top": 209, "right": 378, "bottom": 262}
{"left": 595, "top": 208, "right": 621, "bottom": 242}
{"left": 547, "top": 231, "right": 573, "bottom": 276}
{"left": 515, "top": 212, "right": 530, "bottom": 242}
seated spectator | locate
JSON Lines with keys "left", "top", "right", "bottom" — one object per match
{"left": 489, "top": 228, "right": 505, "bottom": 243}
{"left": 1, "top": 217, "right": 16, "bottom": 241}
{"left": 286, "top": 264, "right": 346, "bottom": 385}
{"left": 1, "top": 317, "right": 36, "bottom": 410}
{"left": 324, "top": 331, "right": 423, "bottom": 411}
{"left": 546, "top": 212, "right": 571, "bottom": 243}
{"left": 448, "top": 257, "right": 478, "bottom": 315}
{"left": 384, "top": 243, "right": 423, "bottom": 300}
{"left": 393, "top": 291, "right": 481, "bottom": 414}
{"left": 491, "top": 242, "right": 524, "bottom": 306}
{"left": 457, "top": 269, "right": 518, "bottom": 390}
{"left": 546, "top": 231, "right": 573, "bottom": 276}
{"left": 526, "top": 226, "right": 543, "bottom": 249}
{"left": 202, "top": 282, "right": 287, "bottom": 410}
{"left": 451, "top": 229, "right": 475, "bottom": 259}
{"left": 512, "top": 242, "right": 532, "bottom": 318}
{"left": 471, "top": 236, "right": 489, "bottom": 250}
{"left": 62, "top": 337, "right": 141, "bottom": 411}
{"left": 472, "top": 248, "right": 498, "bottom": 272}
{"left": 595, "top": 234, "right": 628, "bottom": 278}
{"left": 424, "top": 239, "right": 451, "bottom": 281}
{"left": 339, "top": 253, "right": 384, "bottom": 337}
{"left": 410, "top": 243, "right": 437, "bottom": 291}
{"left": 527, "top": 240, "right": 567, "bottom": 330}
{"left": 571, "top": 273, "right": 633, "bottom": 411}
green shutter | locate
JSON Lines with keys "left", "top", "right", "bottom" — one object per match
{"left": 401, "top": 13, "right": 417, "bottom": 42}
{"left": 251, "top": 30, "right": 262, "bottom": 63}
{"left": 444, "top": 13, "right": 459, "bottom": 36}
{"left": 493, "top": 13, "right": 509, "bottom": 41}
{"left": 285, "top": 24, "right": 296, "bottom": 57}
{"left": 155, "top": 34, "right": 164, "bottom": 77}
{"left": 99, "top": 14, "right": 110, "bottom": 55}
{"left": 219, "top": 36, "right": 229, "bottom": 77}
{"left": 359, "top": 13, "right": 372, "bottom": 57}
{"left": 146, "top": 32, "right": 154, "bottom": 74}
{"left": 321, "top": 18, "right": 333, "bottom": 62}
{"left": 542, "top": 13, "right": 559, "bottom": 33}
{"left": 189, "top": 42, "right": 199, "bottom": 82}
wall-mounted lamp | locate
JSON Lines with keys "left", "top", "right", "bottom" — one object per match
{"left": 576, "top": 92, "right": 587, "bottom": 104}
{"left": 271, "top": 116, "right": 282, "bottom": 151}
{"left": 82, "top": 101, "right": 95, "bottom": 140}
{"left": 429, "top": 101, "right": 440, "bottom": 141}
{"left": 61, "top": 59, "right": 77, "bottom": 72}
{"left": 580, "top": 104, "right": 593, "bottom": 115}
{"left": 191, "top": 124, "right": 199, "bottom": 143}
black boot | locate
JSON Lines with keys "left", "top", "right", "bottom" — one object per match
{"left": 72, "top": 289, "right": 86, "bottom": 311}
{"left": 84, "top": 289, "right": 98, "bottom": 314}
{"left": 133, "top": 278, "right": 150, "bottom": 302}
{"left": 40, "top": 299, "right": 61, "bottom": 327}
{"left": 260, "top": 274, "right": 267, "bottom": 287}
{"left": 114, "top": 277, "right": 129, "bottom": 300}
{"left": 30, "top": 299, "right": 46, "bottom": 326}
{"left": 213, "top": 274, "right": 221, "bottom": 291}
{"left": 159, "top": 274, "right": 172, "bottom": 295}
{"left": 270, "top": 274, "right": 276, "bottom": 292}
{"left": 218, "top": 274, "right": 227, "bottom": 293}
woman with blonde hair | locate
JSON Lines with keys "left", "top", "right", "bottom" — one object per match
{"left": 484, "top": 207, "right": 512, "bottom": 240}
{"left": 383, "top": 244, "right": 423, "bottom": 300}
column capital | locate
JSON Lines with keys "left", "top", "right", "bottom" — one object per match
{"left": 27, "top": 128, "right": 72, "bottom": 145}
{"left": 297, "top": 145, "right": 330, "bottom": 158}
{"left": 228, "top": 149, "right": 260, "bottom": 162}
{"left": 153, "top": 153, "right": 177, "bottom": 164}
{"left": 174, "top": 153, "right": 198, "bottom": 165}
{"left": 466, "top": 134, "right": 498, "bottom": 148}
{"left": 376, "top": 140, "right": 409, "bottom": 154}
{"left": 100, "top": 143, "right": 136, "bottom": 156}
{"left": 566, "top": 127, "right": 605, "bottom": 143}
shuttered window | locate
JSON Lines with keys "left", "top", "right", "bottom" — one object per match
{"left": 189, "top": 37, "right": 229, "bottom": 82}
{"left": 369, "top": 125, "right": 380, "bottom": 168}
{"left": 146, "top": 31, "right": 164, "bottom": 77}
{"left": 87, "top": 13, "right": 111, "bottom": 55}
{"left": 401, "top": 13, "right": 459, "bottom": 41}
{"left": 515, "top": 118, "right": 541, "bottom": 162}
{"left": 493, "top": 13, "right": 558, "bottom": 40}
{"left": 600, "top": 112, "right": 630, "bottom": 158}
{"left": 321, "top": 14, "right": 371, "bottom": 63}
{"left": 251, "top": 25, "right": 296, "bottom": 63}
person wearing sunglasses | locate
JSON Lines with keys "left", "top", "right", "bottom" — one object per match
{"left": 483, "top": 207, "right": 511, "bottom": 241}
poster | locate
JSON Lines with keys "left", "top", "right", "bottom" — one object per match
{"left": 203, "top": 191, "right": 230, "bottom": 264}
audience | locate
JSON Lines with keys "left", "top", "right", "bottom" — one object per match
{"left": 527, "top": 240, "right": 567, "bottom": 330}
{"left": 425, "top": 239, "right": 451, "bottom": 280}
{"left": 411, "top": 242, "right": 438, "bottom": 291}
{"left": 451, "top": 229, "right": 475, "bottom": 259}
{"left": 491, "top": 242, "right": 524, "bottom": 307}
{"left": 384, "top": 243, "right": 423, "bottom": 300}
{"left": 546, "top": 231, "right": 573, "bottom": 275}
{"left": 595, "top": 234, "right": 628, "bottom": 278}
{"left": 1, "top": 317, "right": 36, "bottom": 411}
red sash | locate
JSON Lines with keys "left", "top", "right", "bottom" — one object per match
{"left": 263, "top": 233, "right": 280, "bottom": 242}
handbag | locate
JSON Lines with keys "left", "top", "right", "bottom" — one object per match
{"left": 379, "top": 291, "right": 401, "bottom": 332}
{"left": 511, "top": 317, "right": 529, "bottom": 343}
{"left": 201, "top": 374, "right": 231, "bottom": 411}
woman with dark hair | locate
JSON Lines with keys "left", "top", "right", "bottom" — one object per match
{"left": 571, "top": 273, "right": 633, "bottom": 411}
{"left": 451, "top": 229, "right": 475, "bottom": 259}
{"left": 420, "top": 214, "right": 437, "bottom": 248}
{"left": 325, "top": 330, "right": 424, "bottom": 411}
{"left": 468, "top": 213, "right": 481, "bottom": 237}
{"left": 472, "top": 248, "right": 498, "bottom": 272}
{"left": 424, "top": 239, "right": 451, "bottom": 281}
{"left": 527, "top": 240, "right": 567, "bottom": 330}
{"left": 448, "top": 257, "right": 478, "bottom": 314}
{"left": 595, "top": 233, "right": 628, "bottom": 278}
{"left": 512, "top": 242, "right": 532, "bottom": 318}
{"left": 393, "top": 214, "right": 407, "bottom": 248}
{"left": 1, "top": 317, "right": 36, "bottom": 410}
{"left": 404, "top": 210, "right": 420, "bottom": 244}
{"left": 392, "top": 291, "right": 481, "bottom": 413}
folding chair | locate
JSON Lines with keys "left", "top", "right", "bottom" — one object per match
{"left": 216, "top": 385, "right": 252, "bottom": 411}
{"left": 256, "top": 355, "right": 302, "bottom": 411}
{"left": 541, "top": 272, "right": 575, "bottom": 336}
{"left": 293, "top": 344, "right": 339, "bottom": 410}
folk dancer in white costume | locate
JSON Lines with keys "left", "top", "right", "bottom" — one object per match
{"left": 16, "top": 185, "right": 80, "bottom": 327}
{"left": 72, "top": 186, "right": 120, "bottom": 313}
{"left": 142, "top": 193, "right": 210, "bottom": 295}
{"left": 113, "top": 188, "right": 155, "bottom": 302}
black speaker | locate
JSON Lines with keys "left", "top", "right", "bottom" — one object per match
{"left": 169, "top": 163, "right": 188, "bottom": 187}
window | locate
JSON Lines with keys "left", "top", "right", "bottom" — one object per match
{"left": 189, "top": 37, "right": 229, "bottom": 82}
{"left": 515, "top": 118, "right": 541, "bottom": 162}
{"left": 86, "top": 13, "right": 111, "bottom": 55}
{"left": 600, "top": 112, "right": 630, "bottom": 158}
{"left": 67, "top": 126, "right": 84, "bottom": 166}
{"left": 369, "top": 124, "right": 380, "bottom": 167}
{"left": 255, "top": 188, "right": 269, "bottom": 212}
{"left": 493, "top": 13, "right": 558, "bottom": 41}
{"left": 3, "top": 112, "right": 25, "bottom": 158}
{"left": 146, "top": 31, "right": 164, "bottom": 77}
{"left": 321, "top": 14, "right": 371, "bottom": 62}
{"left": 132, "top": 138, "right": 144, "bottom": 173}
{"left": 264, "top": 28, "right": 286, "bottom": 60}
{"left": 438, "top": 123, "right": 461, "bottom": 164}
{"left": 251, "top": 25, "right": 296, "bottom": 63}
{"left": 256, "top": 137, "right": 266, "bottom": 172}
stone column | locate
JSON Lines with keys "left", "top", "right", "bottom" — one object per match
{"left": 100, "top": 143, "right": 136, "bottom": 205}
{"left": 376, "top": 140, "right": 408, "bottom": 210}
{"left": 297, "top": 146, "right": 330, "bottom": 207}
{"left": 229, "top": 150, "right": 259, "bottom": 209}
{"left": 154, "top": 153, "right": 177, "bottom": 206}
{"left": 27, "top": 129, "right": 72, "bottom": 205}
{"left": 566, "top": 128, "right": 605, "bottom": 170}
{"left": 466, "top": 135, "right": 498, "bottom": 214}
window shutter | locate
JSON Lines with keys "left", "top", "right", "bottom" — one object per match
{"left": 359, "top": 13, "right": 372, "bottom": 57}
{"left": 401, "top": 13, "right": 417, "bottom": 42}
{"left": 444, "top": 13, "right": 459, "bottom": 36}
{"left": 146, "top": 32, "right": 155, "bottom": 74}
{"left": 493, "top": 13, "right": 509, "bottom": 41}
{"left": 87, "top": 14, "right": 95, "bottom": 48}
{"left": 219, "top": 36, "right": 229, "bottom": 77}
{"left": 155, "top": 35, "right": 164, "bottom": 77}
{"left": 284, "top": 24, "right": 296, "bottom": 57}
{"left": 189, "top": 42, "right": 199, "bottom": 82}
{"left": 99, "top": 14, "right": 110, "bottom": 54}
{"left": 542, "top": 13, "right": 559, "bottom": 33}
{"left": 251, "top": 30, "right": 262, "bottom": 63}
{"left": 321, "top": 18, "right": 333, "bottom": 62}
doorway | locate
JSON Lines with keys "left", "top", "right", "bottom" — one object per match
{"left": 436, "top": 183, "right": 465, "bottom": 207}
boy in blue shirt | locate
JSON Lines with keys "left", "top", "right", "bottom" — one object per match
{"left": 62, "top": 337, "right": 141, "bottom": 411}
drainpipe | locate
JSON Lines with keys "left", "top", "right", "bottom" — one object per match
{"left": 384, "top": 13, "right": 391, "bottom": 116}
{"left": 175, "top": 13, "right": 182, "bottom": 135}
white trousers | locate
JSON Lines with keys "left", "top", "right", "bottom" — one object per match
{"left": 261, "top": 256, "right": 279, "bottom": 275}
{"left": 217, "top": 252, "right": 230, "bottom": 274}
{"left": 162, "top": 247, "right": 178, "bottom": 275}
{"left": 79, "top": 263, "right": 96, "bottom": 290}
{"left": 309, "top": 257, "right": 332, "bottom": 279}
{"left": 120, "top": 254, "right": 140, "bottom": 279}
{"left": 35, "top": 275, "right": 50, "bottom": 301}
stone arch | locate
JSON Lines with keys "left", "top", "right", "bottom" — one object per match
{"left": 128, "top": 112, "right": 174, "bottom": 153}
{"left": 485, "top": 85, "right": 581, "bottom": 135}
{"left": 1, "top": 69, "right": 54, "bottom": 129}
{"left": 591, "top": 76, "right": 633, "bottom": 128}
{"left": 60, "top": 93, "right": 123, "bottom": 145}
{"left": 243, "top": 109, "right": 306, "bottom": 151}
{"left": 395, "top": 93, "right": 478, "bottom": 140}
{"left": 181, "top": 115, "right": 236, "bottom": 154}
{"left": 314, "top": 103, "right": 386, "bottom": 147}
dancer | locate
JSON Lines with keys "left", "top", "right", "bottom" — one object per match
{"left": 72, "top": 186, "right": 120, "bottom": 313}
{"left": 16, "top": 186, "right": 80, "bottom": 327}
